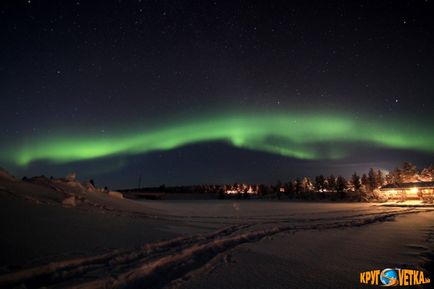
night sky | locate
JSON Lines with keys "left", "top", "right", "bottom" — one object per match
{"left": 1, "top": 1, "right": 433, "bottom": 188}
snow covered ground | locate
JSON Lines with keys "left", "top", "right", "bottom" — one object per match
{"left": 0, "top": 174, "right": 433, "bottom": 289}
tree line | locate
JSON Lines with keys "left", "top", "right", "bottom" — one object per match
{"left": 249, "top": 162, "right": 432, "bottom": 201}
{"left": 120, "top": 162, "right": 433, "bottom": 201}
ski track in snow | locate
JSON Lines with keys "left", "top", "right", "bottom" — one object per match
{"left": 0, "top": 207, "right": 432, "bottom": 289}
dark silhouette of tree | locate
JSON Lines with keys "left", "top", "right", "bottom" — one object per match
{"left": 258, "top": 184, "right": 266, "bottom": 198}
{"left": 360, "top": 173, "right": 369, "bottom": 199}
{"left": 314, "top": 175, "right": 326, "bottom": 192}
{"left": 295, "top": 178, "right": 303, "bottom": 199}
{"left": 218, "top": 190, "right": 226, "bottom": 200}
{"left": 327, "top": 175, "right": 336, "bottom": 192}
{"left": 275, "top": 180, "right": 282, "bottom": 199}
{"left": 376, "top": 170, "right": 384, "bottom": 187}
{"left": 351, "top": 172, "right": 361, "bottom": 191}
{"left": 242, "top": 185, "right": 248, "bottom": 199}
{"left": 159, "top": 184, "right": 166, "bottom": 192}
{"left": 285, "top": 180, "right": 295, "bottom": 199}
{"left": 267, "top": 184, "right": 273, "bottom": 195}
{"left": 336, "top": 175, "right": 347, "bottom": 199}
{"left": 388, "top": 167, "right": 402, "bottom": 184}
{"left": 367, "top": 168, "right": 377, "bottom": 192}
{"left": 350, "top": 172, "right": 361, "bottom": 201}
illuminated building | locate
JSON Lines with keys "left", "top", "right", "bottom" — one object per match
{"left": 380, "top": 182, "right": 434, "bottom": 200}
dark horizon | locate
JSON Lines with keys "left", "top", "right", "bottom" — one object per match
{"left": 6, "top": 158, "right": 432, "bottom": 190}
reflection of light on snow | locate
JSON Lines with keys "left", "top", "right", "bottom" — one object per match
{"left": 232, "top": 203, "right": 240, "bottom": 211}
{"left": 226, "top": 190, "right": 238, "bottom": 194}
{"left": 224, "top": 185, "right": 257, "bottom": 195}
{"left": 410, "top": 187, "right": 419, "bottom": 194}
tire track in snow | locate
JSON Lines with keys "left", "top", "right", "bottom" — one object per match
{"left": 0, "top": 224, "right": 250, "bottom": 289}
{"left": 1, "top": 208, "right": 431, "bottom": 289}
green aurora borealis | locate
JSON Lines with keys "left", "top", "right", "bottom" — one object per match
{"left": 3, "top": 111, "right": 433, "bottom": 167}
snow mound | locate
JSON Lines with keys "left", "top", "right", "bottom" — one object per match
{"left": 65, "top": 172, "right": 76, "bottom": 181}
{"left": 108, "top": 191, "right": 124, "bottom": 199}
{"left": 0, "top": 168, "right": 15, "bottom": 181}
{"left": 62, "top": 195, "right": 77, "bottom": 207}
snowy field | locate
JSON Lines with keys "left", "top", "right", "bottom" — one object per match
{"left": 0, "top": 174, "right": 433, "bottom": 289}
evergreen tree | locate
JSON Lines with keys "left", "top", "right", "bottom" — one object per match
{"left": 302, "top": 177, "right": 314, "bottom": 199}
{"left": 401, "top": 162, "right": 417, "bottom": 182}
{"left": 285, "top": 180, "right": 295, "bottom": 199}
{"left": 376, "top": 170, "right": 384, "bottom": 187}
{"left": 218, "top": 189, "right": 225, "bottom": 199}
{"left": 388, "top": 167, "right": 403, "bottom": 184}
{"left": 243, "top": 185, "right": 248, "bottom": 199}
{"left": 336, "top": 176, "right": 347, "bottom": 199}
{"left": 302, "top": 177, "right": 313, "bottom": 192}
{"left": 327, "top": 175, "right": 336, "bottom": 192}
{"left": 351, "top": 172, "right": 361, "bottom": 191}
{"left": 367, "top": 168, "right": 377, "bottom": 192}
{"left": 420, "top": 165, "right": 434, "bottom": 181}
{"left": 314, "top": 175, "right": 326, "bottom": 191}
{"left": 361, "top": 173, "right": 369, "bottom": 195}
{"left": 258, "top": 184, "right": 266, "bottom": 198}
{"left": 295, "top": 178, "right": 303, "bottom": 199}
{"left": 275, "top": 180, "right": 282, "bottom": 199}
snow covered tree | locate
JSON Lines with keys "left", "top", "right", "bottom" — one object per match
{"left": 302, "top": 177, "right": 314, "bottom": 192}
{"left": 387, "top": 167, "right": 402, "bottom": 184}
{"left": 401, "top": 162, "right": 418, "bottom": 182}
{"left": 419, "top": 165, "right": 434, "bottom": 181}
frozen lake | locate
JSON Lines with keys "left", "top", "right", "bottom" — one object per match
{"left": 1, "top": 190, "right": 433, "bottom": 289}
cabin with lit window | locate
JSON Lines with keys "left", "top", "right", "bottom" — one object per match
{"left": 380, "top": 182, "right": 434, "bottom": 200}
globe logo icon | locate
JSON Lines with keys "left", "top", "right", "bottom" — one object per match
{"left": 380, "top": 268, "right": 399, "bottom": 286}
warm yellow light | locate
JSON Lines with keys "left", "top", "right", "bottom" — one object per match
{"left": 410, "top": 187, "right": 419, "bottom": 194}
{"left": 225, "top": 190, "right": 238, "bottom": 195}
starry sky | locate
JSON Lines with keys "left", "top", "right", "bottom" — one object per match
{"left": 1, "top": 1, "right": 433, "bottom": 188}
